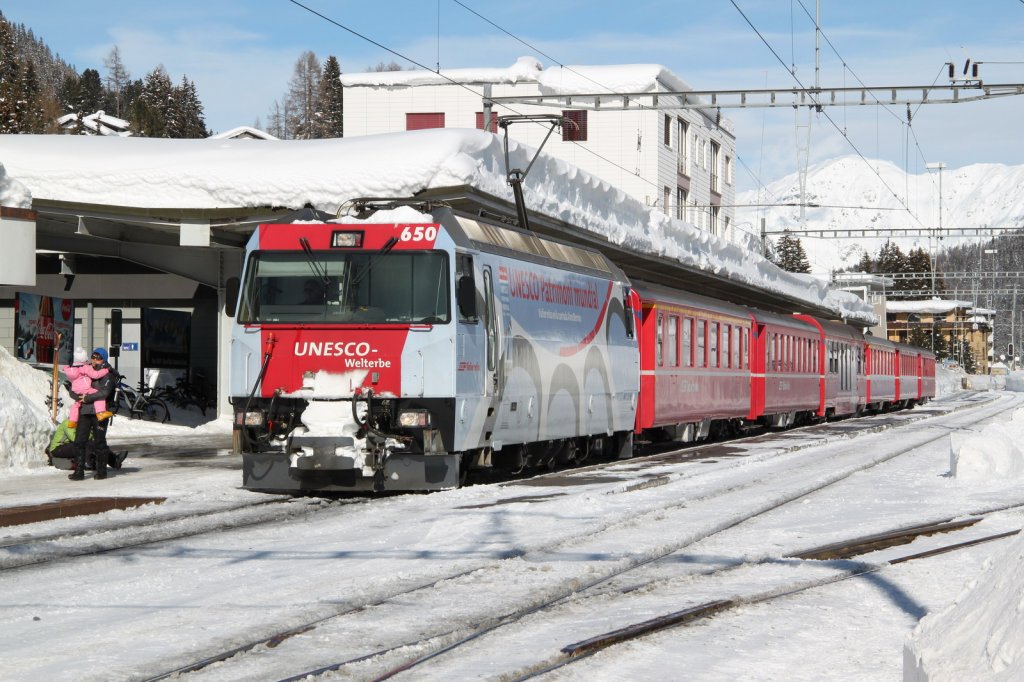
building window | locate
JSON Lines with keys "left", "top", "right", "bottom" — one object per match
{"left": 725, "top": 155, "right": 733, "bottom": 185}
{"left": 663, "top": 186, "right": 671, "bottom": 215}
{"left": 676, "top": 187, "right": 687, "bottom": 221}
{"left": 406, "top": 113, "right": 445, "bottom": 130}
{"left": 710, "top": 206, "right": 719, "bottom": 235}
{"left": 562, "top": 110, "right": 587, "bottom": 141}
{"left": 710, "top": 141, "right": 721, "bottom": 191}
{"left": 475, "top": 111, "right": 498, "bottom": 133}
{"left": 677, "top": 118, "right": 689, "bottom": 174}
{"left": 664, "top": 114, "right": 671, "bottom": 146}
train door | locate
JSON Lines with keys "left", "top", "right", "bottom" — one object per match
{"left": 481, "top": 265, "right": 506, "bottom": 398}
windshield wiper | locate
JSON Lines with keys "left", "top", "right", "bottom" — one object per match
{"left": 298, "top": 237, "right": 331, "bottom": 294}
{"left": 351, "top": 236, "right": 399, "bottom": 287}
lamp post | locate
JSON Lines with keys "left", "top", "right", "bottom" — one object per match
{"left": 926, "top": 162, "right": 945, "bottom": 295}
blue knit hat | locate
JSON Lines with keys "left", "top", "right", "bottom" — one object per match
{"left": 92, "top": 347, "right": 108, "bottom": 362}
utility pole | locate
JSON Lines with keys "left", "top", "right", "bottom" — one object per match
{"left": 926, "top": 162, "right": 945, "bottom": 296}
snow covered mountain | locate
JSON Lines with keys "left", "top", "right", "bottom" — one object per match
{"left": 736, "top": 156, "right": 1024, "bottom": 277}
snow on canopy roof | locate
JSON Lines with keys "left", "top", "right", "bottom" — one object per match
{"left": 340, "top": 56, "right": 694, "bottom": 94}
{"left": 0, "top": 129, "right": 871, "bottom": 321}
{"left": 886, "top": 299, "right": 974, "bottom": 314}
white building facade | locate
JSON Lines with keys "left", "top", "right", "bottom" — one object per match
{"left": 341, "top": 57, "right": 738, "bottom": 240}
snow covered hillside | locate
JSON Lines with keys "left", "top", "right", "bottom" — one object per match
{"left": 736, "top": 156, "right": 1024, "bottom": 276}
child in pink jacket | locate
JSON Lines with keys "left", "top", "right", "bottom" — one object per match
{"left": 63, "top": 348, "right": 113, "bottom": 427}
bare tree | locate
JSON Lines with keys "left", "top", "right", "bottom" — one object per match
{"left": 369, "top": 60, "right": 405, "bottom": 72}
{"left": 103, "top": 46, "right": 130, "bottom": 117}
{"left": 286, "top": 51, "right": 321, "bottom": 139}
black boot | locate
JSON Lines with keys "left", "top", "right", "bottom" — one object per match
{"left": 68, "top": 470, "right": 84, "bottom": 481}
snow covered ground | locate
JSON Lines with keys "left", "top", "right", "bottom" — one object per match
{"left": 1, "top": 345, "right": 1024, "bottom": 680}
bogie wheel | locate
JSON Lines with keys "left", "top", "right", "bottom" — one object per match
{"left": 142, "top": 399, "right": 170, "bottom": 423}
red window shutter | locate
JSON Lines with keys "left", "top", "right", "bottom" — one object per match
{"left": 475, "top": 111, "right": 498, "bottom": 133}
{"left": 562, "top": 110, "right": 587, "bottom": 141}
{"left": 406, "top": 113, "right": 445, "bottom": 131}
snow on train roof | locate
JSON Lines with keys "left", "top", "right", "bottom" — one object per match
{"left": 0, "top": 129, "right": 872, "bottom": 322}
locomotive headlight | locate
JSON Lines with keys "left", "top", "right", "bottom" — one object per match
{"left": 398, "top": 410, "right": 431, "bottom": 428}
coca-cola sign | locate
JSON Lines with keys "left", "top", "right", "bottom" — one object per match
{"left": 13, "top": 292, "right": 75, "bottom": 366}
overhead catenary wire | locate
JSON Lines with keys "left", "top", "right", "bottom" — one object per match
{"left": 729, "top": 0, "right": 930, "bottom": 231}
{"left": 290, "top": 0, "right": 765, "bottom": 223}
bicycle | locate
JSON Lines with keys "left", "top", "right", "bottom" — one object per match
{"left": 111, "top": 379, "right": 171, "bottom": 423}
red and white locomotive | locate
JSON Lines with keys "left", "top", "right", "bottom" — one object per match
{"left": 231, "top": 206, "right": 936, "bottom": 493}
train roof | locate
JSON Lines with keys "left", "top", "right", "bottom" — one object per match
{"left": 436, "top": 208, "right": 628, "bottom": 282}
{"left": 423, "top": 187, "right": 875, "bottom": 327}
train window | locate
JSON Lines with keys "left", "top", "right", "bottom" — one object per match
{"left": 656, "top": 312, "right": 664, "bottom": 367}
{"left": 237, "top": 249, "right": 450, "bottom": 324}
{"left": 696, "top": 319, "right": 706, "bottom": 367}
{"left": 623, "top": 287, "right": 635, "bottom": 339}
{"left": 723, "top": 324, "right": 731, "bottom": 368}
{"left": 456, "top": 254, "right": 477, "bottom": 324}
{"left": 709, "top": 322, "right": 719, "bottom": 368}
{"left": 682, "top": 317, "right": 692, "bottom": 367}
{"left": 667, "top": 315, "right": 679, "bottom": 366}
{"left": 483, "top": 268, "right": 497, "bottom": 372}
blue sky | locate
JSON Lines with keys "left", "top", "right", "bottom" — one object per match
{"left": 4, "top": 1, "right": 1024, "bottom": 190}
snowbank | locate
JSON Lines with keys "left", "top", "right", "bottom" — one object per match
{"left": 1004, "top": 371, "right": 1024, "bottom": 392}
{"left": 949, "top": 408, "right": 1024, "bottom": 481}
{"left": 935, "top": 366, "right": 964, "bottom": 396}
{"left": 903, "top": 530, "right": 1024, "bottom": 681}
{"left": 0, "top": 345, "right": 65, "bottom": 471}
{"left": 0, "top": 162, "right": 32, "bottom": 208}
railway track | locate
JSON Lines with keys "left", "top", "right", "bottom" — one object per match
{"left": 124, "top": 391, "right": 1020, "bottom": 681}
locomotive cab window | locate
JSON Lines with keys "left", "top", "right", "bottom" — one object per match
{"left": 237, "top": 249, "right": 450, "bottom": 325}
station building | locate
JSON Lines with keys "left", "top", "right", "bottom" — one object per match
{"left": 340, "top": 57, "right": 740, "bottom": 243}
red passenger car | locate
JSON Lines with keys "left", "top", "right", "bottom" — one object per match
{"left": 864, "top": 334, "right": 899, "bottom": 412}
{"left": 793, "top": 315, "right": 864, "bottom": 419}
{"left": 748, "top": 310, "right": 821, "bottom": 427}
{"left": 634, "top": 284, "right": 752, "bottom": 442}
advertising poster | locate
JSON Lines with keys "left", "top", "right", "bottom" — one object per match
{"left": 14, "top": 292, "right": 74, "bottom": 366}
{"left": 141, "top": 308, "right": 191, "bottom": 369}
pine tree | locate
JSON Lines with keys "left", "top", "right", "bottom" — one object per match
{"left": 167, "top": 75, "right": 206, "bottom": 138}
{"left": 774, "top": 233, "right": 812, "bottom": 274}
{"left": 856, "top": 250, "right": 874, "bottom": 273}
{"left": 131, "top": 65, "right": 173, "bottom": 137}
{"left": 906, "top": 247, "right": 940, "bottom": 294}
{"left": 18, "top": 59, "right": 44, "bottom": 133}
{"left": 876, "top": 241, "right": 910, "bottom": 290}
{"left": 315, "top": 55, "right": 344, "bottom": 138}
{"left": 77, "top": 68, "right": 103, "bottom": 114}
{"left": 0, "top": 17, "right": 21, "bottom": 133}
